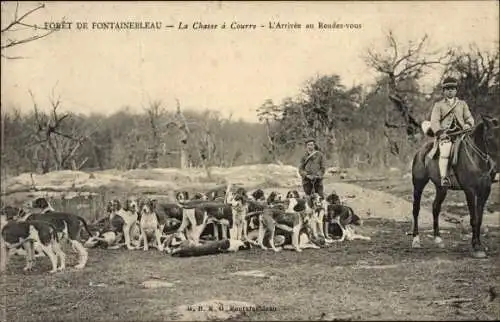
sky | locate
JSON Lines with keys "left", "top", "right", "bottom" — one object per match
{"left": 1, "top": 1, "right": 498, "bottom": 123}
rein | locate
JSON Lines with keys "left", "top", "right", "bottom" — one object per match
{"left": 458, "top": 124, "right": 496, "bottom": 178}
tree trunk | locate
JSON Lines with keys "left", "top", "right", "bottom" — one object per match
{"left": 180, "top": 146, "right": 188, "bottom": 169}
{"left": 0, "top": 236, "right": 6, "bottom": 273}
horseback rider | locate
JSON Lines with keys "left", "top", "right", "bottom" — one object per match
{"left": 298, "top": 138, "right": 325, "bottom": 197}
{"left": 429, "top": 77, "right": 475, "bottom": 187}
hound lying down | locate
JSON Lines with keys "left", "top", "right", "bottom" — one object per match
{"left": 170, "top": 239, "right": 249, "bottom": 257}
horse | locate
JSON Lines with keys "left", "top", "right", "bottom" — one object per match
{"left": 411, "top": 114, "right": 498, "bottom": 258}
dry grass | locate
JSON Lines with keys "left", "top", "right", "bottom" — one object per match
{"left": 1, "top": 218, "right": 499, "bottom": 322}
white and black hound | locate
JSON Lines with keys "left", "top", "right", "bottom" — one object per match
{"left": 1, "top": 209, "right": 66, "bottom": 273}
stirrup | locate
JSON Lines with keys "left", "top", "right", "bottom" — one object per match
{"left": 441, "top": 177, "right": 451, "bottom": 187}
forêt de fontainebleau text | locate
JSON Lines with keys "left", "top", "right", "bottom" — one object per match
{"left": 43, "top": 20, "right": 363, "bottom": 31}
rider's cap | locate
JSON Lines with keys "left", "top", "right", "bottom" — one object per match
{"left": 305, "top": 137, "right": 316, "bottom": 144}
{"left": 442, "top": 77, "right": 458, "bottom": 89}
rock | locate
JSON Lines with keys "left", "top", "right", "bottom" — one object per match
{"left": 231, "top": 270, "right": 268, "bottom": 278}
{"left": 142, "top": 280, "right": 175, "bottom": 289}
{"left": 89, "top": 282, "right": 108, "bottom": 288}
{"left": 327, "top": 167, "right": 342, "bottom": 174}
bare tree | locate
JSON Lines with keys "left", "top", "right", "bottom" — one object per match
{"left": 365, "top": 31, "right": 452, "bottom": 129}
{"left": 28, "top": 91, "right": 97, "bottom": 172}
{"left": 1, "top": 2, "right": 56, "bottom": 59}
{"left": 144, "top": 100, "right": 165, "bottom": 167}
{"left": 162, "top": 99, "right": 211, "bottom": 177}
{"left": 444, "top": 44, "right": 499, "bottom": 117}
{"left": 257, "top": 99, "right": 283, "bottom": 164}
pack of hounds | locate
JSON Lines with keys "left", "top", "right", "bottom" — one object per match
{"left": 0, "top": 185, "right": 371, "bottom": 274}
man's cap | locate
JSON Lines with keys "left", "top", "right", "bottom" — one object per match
{"left": 442, "top": 77, "right": 458, "bottom": 89}
{"left": 305, "top": 137, "right": 316, "bottom": 144}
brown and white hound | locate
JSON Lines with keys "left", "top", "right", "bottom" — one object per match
{"left": 226, "top": 187, "right": 250, "bottom": 241}
{"left": 286, "top": 190, "right": 301, "bottom": 199}
{"left": 251, "top": 189, "right": 266, "bottom": 202}
{"left": 107, "top": 199, "right": 140, "bottom": 250}
{"left": 137, "top": 198, "right": 164, "bottom": 251}
{"left": 175, "top": 185, "right": 236, "bottom": 244}
{"left": 256, "top": 201, "right": 318, "bottom": 252}
{"left": 266, "top": 191, "right": 285, "bottom": 204}
{"left": 325, "top": 193, "right": 370, "bottom": 242}
{"left": 24, "top": 197, "right": 56, "bottom": 214}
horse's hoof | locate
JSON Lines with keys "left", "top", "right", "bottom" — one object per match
{"left": 434, "top": 237, "right": 445, "bottom": 248}
{"left": 471, "top": 250, "right": 487, "bottom": 259}
{"left": 74, "top": 264, "right": 85, "bottom": 270}
{"left": 411, "top": 240, "right": 422, "bottom": 248}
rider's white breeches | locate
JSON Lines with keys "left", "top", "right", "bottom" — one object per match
{"left": 438, "top": 140, "right": 452, "bottom": 178}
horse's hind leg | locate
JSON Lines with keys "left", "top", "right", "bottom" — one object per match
{"left": 477, "top": 184, "right": 491, "bottom": 239}
{"left": 412, "top": 177, "right": 428, "bottom": 248}
{"left": 432, "top": 186, "right": 448, "bottom": 248}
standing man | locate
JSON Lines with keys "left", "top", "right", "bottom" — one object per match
{"left": 429, "top": 76, "right": 475, "bottom": 187}
{"left": 298, "top": 138, "right": 325, "bottom": 197}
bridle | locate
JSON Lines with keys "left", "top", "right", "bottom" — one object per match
{"left": 456, "top": 120, "right": 497, "bottom": 179}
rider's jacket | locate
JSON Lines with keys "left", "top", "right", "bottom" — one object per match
{"left": 430, "top": 97, "right": 475, "bottom": 135}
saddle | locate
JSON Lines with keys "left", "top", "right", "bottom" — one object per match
{"left": 424, "top": 134, "right": 467, "bottom": 190}
{"left": 425, "top": 134, "right": 466, "bottom": 166}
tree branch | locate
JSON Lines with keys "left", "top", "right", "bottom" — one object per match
{"left": 1, "top": 31, "right": 54, "bottom": 50}
{"left": 1, "top": 3, "right": 45, "bottom": 33}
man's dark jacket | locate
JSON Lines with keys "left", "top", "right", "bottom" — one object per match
{"left": 298, "top": 150, "right": 325, "bottom": 178}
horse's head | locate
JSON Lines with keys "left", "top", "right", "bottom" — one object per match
{"left": 473, "top": 114, "right": 499, "bottom": 155}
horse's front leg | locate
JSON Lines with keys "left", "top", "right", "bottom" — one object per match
{"left": 464, "top": 188, "right": 487, "bottom": 258}
{"left": 412, "top": 177, "right": 428, "bottom": 248}
{"left": 432, "top": 186, "right": 448, "bottom": 248}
